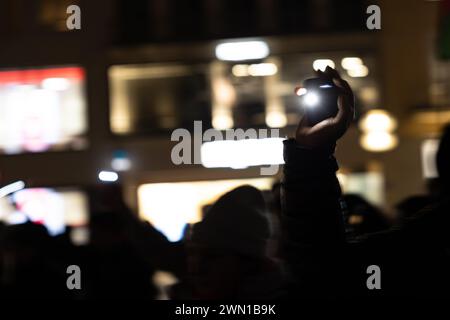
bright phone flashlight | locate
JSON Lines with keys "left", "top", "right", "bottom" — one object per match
{"left": 303, "top": 92, "right": 320, "bottom": 107}
{"left": 295, "top": 87, "right": 307, "bottom": 96}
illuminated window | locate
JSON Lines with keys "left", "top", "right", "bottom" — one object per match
{"left": 338, "top": 171, "right": 385, "bottom": 206}
{"left": 0, "top": 66, "right": 88, "bottom": 154}
{"left": 0, "top": 187, "right": 88, "bottom": 236}
{"left": 138, "top": 178, "right": 274, "bottom": 242}
{"left": 109, "top": 64, "right": 211, "bottom": 135}
{"left": 109, "top": 52, "right": 377, "bottom": 134}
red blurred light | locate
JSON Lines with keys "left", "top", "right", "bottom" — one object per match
{"left": 0, "top": 67, "right": 85, "bottom": 85}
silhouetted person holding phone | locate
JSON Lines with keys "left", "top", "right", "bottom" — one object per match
{"left": 281, "top": 66, "right": 450, "bottom": 298}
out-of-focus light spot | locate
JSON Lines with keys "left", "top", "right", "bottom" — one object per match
{"left": 295, "top": 87, "right": 307, "bottom": 96}
{"left": 41, "top": 77, "right": 71, "bottom": 91}
{"left": 12, "top": 188, "right": 66, "bottom": 236}
{"left": 111, "top": 150, "right": 131, "bottom": 172}
{"left": 349, "top": 215, "right": 364, "bottom": 225}
{"left": 312, "top": 59, "right": 335, "bottom": 71}
{"left": 5, "top": 212, "right": 28, "bottom": 225}
{"left": 212, "top": 112, "right": 234, "bottom": 130}
{"left": 201, "top": 138, "right": 285, "bottom": 169}
{"left": 248, "top": 63, "right": 278, "bottom": 76}
{"left": 266, "top": 110, "right": 287, "bottom": 128}
{"left": 111, "top": 158, "right": 131, "bottom": 172}
{"left": 231, "top": 64, "right": 249, "bottom": 77}
{"left": 359, "top": 109, "right": 397, "bottom": 132}
{"left": 215, "top": 41, "right": 270, "bottom": 61}
{"left": 0, "top": 180, "right": 25, "bottom": 198}
{"left": 360, "top": 109, "right": 398, "bottom": 152}
{"left": 347, "top": 65, "right": 369, "bottom": 77}
{"left": 341, "top": 57, "right": 363, "bottom": 70}
{"left": 360, "top": 87, "right": 379, "bottom": 103}
{"left": 213, "top": 78, "right": 236, "bottom": 106}
{"left": 98, "top": 171, "right": 118, "bottom": 182}
{"left": 421, "top": 139, "right": 440, "bottom": 179}
{"left": 304, "top": 92, "right": 320, "bottom": 107}
{"left": 153, "top": 271, "right": 179, "bottom": 300}
{"left": 70, "top": 226, "right": 90, "bottom": 246}
{"left": 360, "top": 131, "right": 398, "bottom": 152}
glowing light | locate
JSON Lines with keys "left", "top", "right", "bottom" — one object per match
{"left": 347, "top": 65, "right": 369, "bottom": 77}
{"left": 360, "top": 87, "right": 378, "bottom": 103}
{"left": 360, "top": 131, "right": 398, "bottom": 152}
{"left": 231, "top": 64, "right": 249, "bottom": 77}
{"left": 98, "top": 171, "right": 118, "bottom": 182}
{"left": 215, "top": 41, "right": 270, "bottom": 61}
{"left": 266, "top": 111, "right": 287, "bottom": 128}
{"left": 12, "top": 188, "right": 65, "bottom": 236}
{"left": 0, "top": 188, "right": 88, "bottom": 237}
{"left": 111, "top": 158, "right": 131, "bottom": 172}
{"left": 5, "top": 212, "right": 28, "bottom": 225}
{"left": 213, "top": 78, "right": 236, "bottom": 106}
{"left": 212, "top": 112, "right": 234, "bottom": 130}
{"left": 312, "top": 59, "right": 335, "bottom": 71}
{"left": 248, "top": 63, "right": 278, "bottom": 76}
{"left": 232, "top": 63, "right": 278, "bottom": 77}
{"left": 0, "top": 66, "right": 87, "bottom": 154}
{"left": 0, "top": 180, "right": 25, "bottom": 198}
{"left": 341, "top": 57, "right": 363, "bottom": 70}
{"left": 360, "top": 109, "right": 398, "bottom": 152}
{"left": 70, "top": 226, "right": 90, "bottom": 246}
{"left": 111, "top": 151, "right": 131, "bottom": 172}
{"left": 421, "top": 139, "right": 440, "bottom": 178}
{"left": 295, "top": 87, "right": 307, "bottom": 96}
{"left": 41, "top": 77, "right": 70, "bottom": 91}
{"left": 359, "top": 109, "right": 397, "bottom": 132}
{"left": 138, "top": 178, "right": 274, "bottom": 242}
{"left": 304, "top": 92, "right": 320, "bottom": 107}
{"left": 201, "top": 138, "right": 285, "bottom": 169}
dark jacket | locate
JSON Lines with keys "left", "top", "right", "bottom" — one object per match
{"left": 281, "top": 138, "right": 450, "bottom": 298}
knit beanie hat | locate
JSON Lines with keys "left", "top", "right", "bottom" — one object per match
{"left": 191, "top": 185, "right": 271, "bottom": 258}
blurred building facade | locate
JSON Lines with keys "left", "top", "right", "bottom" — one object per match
{"left": 0, "top": 0, "right": 448, "bottom": 239}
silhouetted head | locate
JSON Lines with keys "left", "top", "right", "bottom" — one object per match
{"left": 437, "top": 124, "right": 450, "bottom": 191}
{"left": 188, "top": 185, "right": 273, "bottom": 299}
{"left": 191, "top": 185, "right": 270, "bottom": 258}
{"left": 88, "top": 184, "right": 129, "bottom": 214}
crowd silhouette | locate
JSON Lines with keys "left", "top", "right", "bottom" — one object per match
{"left": 1, "top": 68, "right": 450, "bottom": 299}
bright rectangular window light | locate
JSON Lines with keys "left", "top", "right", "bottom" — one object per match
{"left": 0, "top": 188, "right": 88, "bottom": 236}
{"left": 201, "top": 138, "right": 285, "bottom": 169}
{"left": 421, "top": 139, "right": 439, "bottom": 179}
{"left": 138, "top": 178, "right": 274, "bottom": 242}
{"left": 0, "top": 66, "right": 87, "bottom": 154}
{"left": 215, "top": 41, "right": 270, "bottom": 61}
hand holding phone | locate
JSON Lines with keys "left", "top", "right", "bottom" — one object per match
{"left": 294, "top": 67, "right": 355, "bottom": 149}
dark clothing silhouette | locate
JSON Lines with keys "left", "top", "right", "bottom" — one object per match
{"left": 281, "top": 138, "right": 450, "bottom": 298}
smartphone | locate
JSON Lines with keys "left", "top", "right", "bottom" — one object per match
{"left": 301, "top": 77, "right": 339, "bottom": 126}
